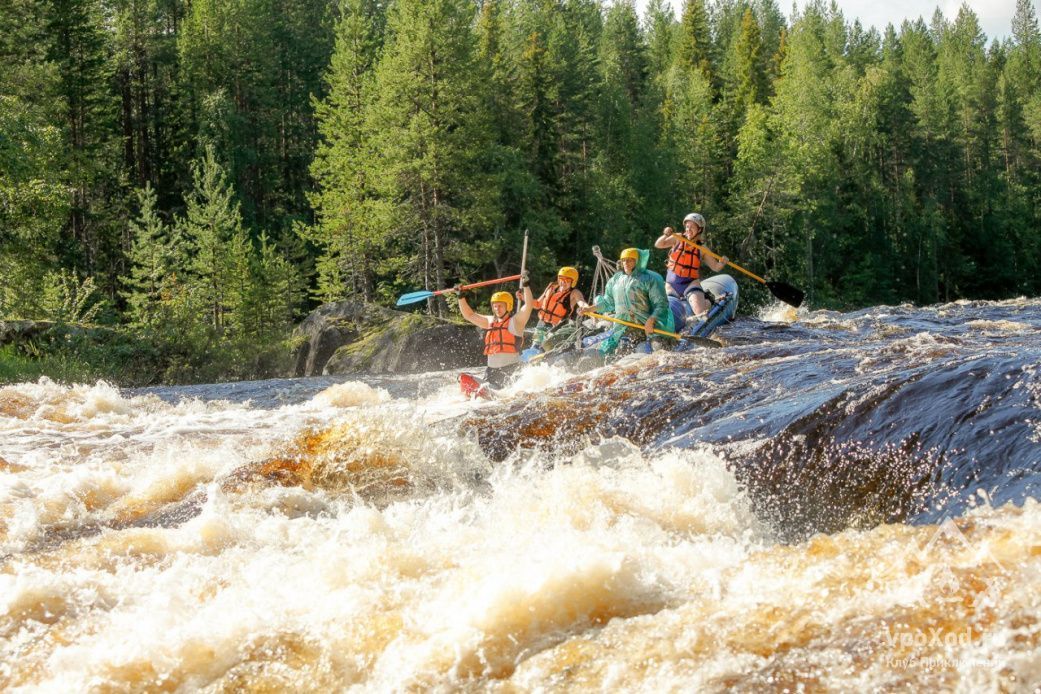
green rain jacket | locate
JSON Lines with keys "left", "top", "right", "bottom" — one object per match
{"left": 592, "top": 249, "right": 675, "bottom": 354}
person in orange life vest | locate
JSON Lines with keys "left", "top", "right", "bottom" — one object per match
{"left": 654, "top": 212, "right": 728, "bottom": 319}
{"left": 530, "top": 266, "right": 585, "bottom": 349}
{"left": 454, "top": 283, "right": 535, "bottom": 389}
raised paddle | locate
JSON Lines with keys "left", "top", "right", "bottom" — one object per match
{"left": 519, "top": 230, "right": 529, "bottom": 291}
{"left": 583, "top": 311, "right": 722, "bottom": 348}
{"left": 396, "top": 274, "right": 523, "bottom": 307}
{"left": 669, "top": 233, "right": 805, "bottom": 308}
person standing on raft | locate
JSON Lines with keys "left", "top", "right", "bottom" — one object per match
{"left": 453, "top": 284, "right": 535, "bottom": 389}
{"left": 654, "top": 212, "right": 728, "bottom": 320}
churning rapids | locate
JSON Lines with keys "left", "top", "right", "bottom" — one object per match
{"left": 2, "top": 298, "right": 1041, "bottom": 691}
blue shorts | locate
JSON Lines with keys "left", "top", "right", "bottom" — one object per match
{"left": 665, "top": 272, "right": 705, "bottom": 299}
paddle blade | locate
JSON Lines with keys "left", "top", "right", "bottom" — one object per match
{"left": 520, "top": 347, "right": 543, "bottom": 363}
{"left": 766, "top": 281, "right": 805, "bottom": 308}
{"left": 459, "top": 373, "right": 493, "bottom": 400}
{"left": 396, "top": 290, "right": 434, "bottom": 306}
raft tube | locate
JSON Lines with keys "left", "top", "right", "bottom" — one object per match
{"left": 669, "top": 273, "right": 739, "bottom": 340}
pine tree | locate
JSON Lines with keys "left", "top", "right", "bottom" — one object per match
{"left": 367, "top": 0, "right": 504, "bottom": 315}
{"left": 120, "top": 184, "right": 176, "bottom": 326}
{"left": 45, "top": 0, "right": 123, "bottom": 296}
{"left": 177, "top": 146, "right": 247, "bottom": 330}
{"left": 0, "top": 0, "right": 67, "bottom": 317}
{"left": 675, "top": 0, "right": 714, "bottom": 83}
{"left": 308, "top": 0, "right": 386, "bottom": 302}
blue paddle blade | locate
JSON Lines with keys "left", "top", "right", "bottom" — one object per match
{"left": 520, "top": 347, "right": 542, "bottom": 363}
{"left": 396, "top": 290, "right": 435, "bottom": 306}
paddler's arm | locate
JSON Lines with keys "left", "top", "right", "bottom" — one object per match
{"left": 654, "top": 226, "right": 678, "bottom": 249}
{"left": 514, "top": 285, "right": 536, "bottom": 330}
{"left": 568, "top": 288, "right": 586, "bottom": 318}
{"left": 643, "top": 315, "right": 656, "bottom": 336}
{"left": 702, "top": 246, "right": 729, "bottom": 272}
{"left": 454, "top": 289, "right": 492, "bottom": 330}
{"left": 585, "top": 275, "right": 617, "bottom": 315}
{"left": 532, "top": 283, "right": 552, "bottom": 310}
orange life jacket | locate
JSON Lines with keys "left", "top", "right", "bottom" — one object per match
{"left": 667, "top": 242, "right": 702, "bottom": 279}
{"left": 537, "top": 285, "right": 573, "bottom": 326}
{"left": 484, "top": 316, "right": 522, "bottom": 355}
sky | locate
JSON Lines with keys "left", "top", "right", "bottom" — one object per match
{"left": 636, "top": 0, "right": 1033, "bottom": 43}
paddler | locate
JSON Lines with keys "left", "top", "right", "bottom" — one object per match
{"left": 453, "top": 282, "right": 535, "bottom": 389}
{"left": 530, "top": 266, "right": 585, "bottom": 351}
{"left": 575, "top": 247, "right": 674, "bottom": 357}
{"left": 653, "top": 212, "right": 728, "bottom": 320}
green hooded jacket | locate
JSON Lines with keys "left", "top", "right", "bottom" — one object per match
{"left": 592, "top": 249, "right": 675, "bottom": 354}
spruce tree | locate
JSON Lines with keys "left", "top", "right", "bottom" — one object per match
{"left": 675, "top": 0, "right": 715, "bottom": 83}
{"left": 726, "top": 8, "right": 768, "bottom": 109}
{"left": 662, "top": 0, "right": 726, "bottom": 221}
{"left": 121, "top": 184, "right": 175, "bottom": 326}
{"left": 45, "top": 0, "right": 123, "bottom": 295}
{"left": 308, "top": 0, "right": 386, "bottom": 302}
{"left": 768, "top": 3, "right": 842, "bottom": 303}
{"left": 0, "top": 0, "right": 67, "bottom": 317}
{"left": 177, "top": 146, "right": 247, "bottom": 330}
{"left": 643, "top": 0, "right": 676, "bottom": 84}
{"left": 367, "top": 0, "right": 504, "bottom": 314}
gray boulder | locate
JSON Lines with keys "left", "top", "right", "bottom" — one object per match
{"left": 0, "top": 320, "right": 116, "bottom": 348}
{"left": 0, "top": 320, "right": 57, "bottom": 346}
{"left": 292, "top": 300, "right": 485, "bottom": 376}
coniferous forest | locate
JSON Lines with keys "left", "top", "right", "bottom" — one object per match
{"left": 2, "top": 0, "right": 1040, "bottom": 383}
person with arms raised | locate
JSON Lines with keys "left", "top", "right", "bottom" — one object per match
{"left": 453, "top": 283, "right": 535, "bottom": 389}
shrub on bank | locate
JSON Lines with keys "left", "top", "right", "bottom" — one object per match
{"left": 0, "top": 323, "right": 295, "bottom": 387}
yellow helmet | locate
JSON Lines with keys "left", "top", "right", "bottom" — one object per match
{"left": 619, "top": 248, "right": 639, "bottom": 262}
{"left": 558, "top": 266, "right": 579, "bottom": 284}
{"left": 490, "top": 290, "right": 514, "bottom": 313}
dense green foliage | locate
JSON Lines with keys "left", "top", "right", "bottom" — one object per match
{"left": 1, "top": 0, "right": 1039, "bottom": 383}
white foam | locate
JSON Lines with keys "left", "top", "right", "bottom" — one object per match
{"left": 758, "top": 301, "right": 801, "bottom": 323}
{"left": 312, "top": 381, "right": 391, "bottom": 408}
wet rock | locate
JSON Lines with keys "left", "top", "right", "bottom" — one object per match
{"left": 0, "top": 320, "right": 58, "bottom": 346}
{"left": 0, "top": 320, "right": 117, "bottom": 349}
{"left": 292, "top": 300, "right": 484, "bottom": 376}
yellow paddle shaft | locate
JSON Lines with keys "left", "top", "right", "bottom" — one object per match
{"left": 584, "top": 311, "right": 681, "bottom": 340}
{"left": 669, "top": 233, "right": 767, "bottom": 285}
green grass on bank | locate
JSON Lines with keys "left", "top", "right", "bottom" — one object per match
{"left": 0, "top": 326, "right": 296, "bottom": 387}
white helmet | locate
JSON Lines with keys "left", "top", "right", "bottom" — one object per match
{"left": 683, "top": 212, "right": 706, "bottom": 229}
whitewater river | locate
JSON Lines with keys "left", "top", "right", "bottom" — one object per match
{"left": 2, "top": 298, "right": 1041, "bottom": 691}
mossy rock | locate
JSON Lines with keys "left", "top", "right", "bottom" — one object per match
{"left": 293, "top": 300, "right": 485, "bottom": 376}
